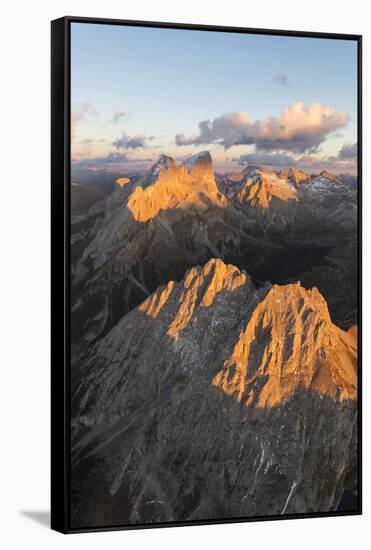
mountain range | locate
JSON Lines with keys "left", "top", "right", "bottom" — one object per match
{"left": 70, "top": 151, "right": 358, "bottom": 527}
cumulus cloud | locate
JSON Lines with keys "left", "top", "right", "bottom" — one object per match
{"left": 71, "top": 102, "right": 97, "bottom": 138}
{"left": 239, "top": 152, "right": 295, "bottom": 167}
{"left": 113, "top": 133, "right": 150, "bottom": 150}
{"left": 111, "top": 111, "right": 127, "bottom": 123}
{"left": 175, "top": 102, "right": 349, "bottom": 153}
{"left": 339, "top": 142, "right": 357, "bottom": 160}
{"left": 175, "top": 113, "right": 249, "bottom": 148}
{"left": 272, "top": 73, "right": 290, "bottom": 87}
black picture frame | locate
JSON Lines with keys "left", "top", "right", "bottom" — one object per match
{"left": 51, "top": 15, "right": 362, "bottom": 534}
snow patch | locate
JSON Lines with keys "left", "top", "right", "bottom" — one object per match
{"left": 183, "top": 151, "right": 211, "bottom": 171}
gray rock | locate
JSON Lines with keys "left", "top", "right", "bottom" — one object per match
{"left": 71, "top": 259, "right": 357, "bottom": 528}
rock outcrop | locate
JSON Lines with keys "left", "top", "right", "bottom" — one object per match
{"left": 127, "top": 151, "right": 225, "bottom": 223}
{"left": 71, "top": 259, "right": 358, "bottom": 528}
{"left": 278, "top": 168, "right": 310, "bottom": 186}
{"left": 235, "top": 168, "right": 299, "bottom": 209}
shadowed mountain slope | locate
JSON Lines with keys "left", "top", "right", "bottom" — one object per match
{"left": 71, "top": 259, "right": 357, "bottom": 528}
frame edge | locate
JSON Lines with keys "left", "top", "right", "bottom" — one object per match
{"left": 51, "top": 16, "right": 70, "bottom": 534}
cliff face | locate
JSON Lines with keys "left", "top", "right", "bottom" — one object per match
{"left": 235, "top": 169, "right": 299, "bottom": 209}
{"left": 71, "top": 259, "right": 358, "bottom": 528}
{"left": 214, "top": 282, "right": 357, "bottom": 408}
{"left": 127, "top": 152, "right": 225, "bottom": 223}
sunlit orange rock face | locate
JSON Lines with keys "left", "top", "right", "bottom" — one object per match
{"left": 140, "top": 258, "right": 248, "bottom": 337}
{"left": 213, "top": 282, "right": 357, "bottom": 407}
{"left": 279, "top": 168, "right": 310, "bottom": 186}
{"left": 115, "top": 177, "right": 131, "bottom": 189}
{"left": 127, "top": 152, "right": 226, "bottom": 222}
{"left": 236, "top": 168, "right": 299, "bottom": 209}
{"left": 347, "top": 325, "right": 358, "bottom": 339}
{"left": 138, "top": 258, "right": 356, "bottom": 409}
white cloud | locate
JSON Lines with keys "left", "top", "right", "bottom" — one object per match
{"left": 175, "top": 102, "right": 349, "bottom": 153}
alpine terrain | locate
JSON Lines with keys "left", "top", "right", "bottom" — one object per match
{"left": 70, "top": 152, "right": 358, "bottom": 528}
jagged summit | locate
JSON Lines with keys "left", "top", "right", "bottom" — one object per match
{"left": 144, "top": 152, "right": 212, "bottom": 186}
{"left": 279, "top": 168, "right": 310, "bottom": 186}
{"left": 140, "top": 258, "right": 250, "bottom": 336}
{"left": 236, "top": 168, "right": 298, "bottom": 208}
{"left": 183, "top": 150, "right": 212, "bottom": 171}
{"left": 308, "top": 170, "right": 345, "bottom": 191}
{"left": 243, "top": 165, "right": 275, "bottom": 178}
{"left": 143, "top": 154, "right": 175, "bottom": 185}
{"left": 155, "top": 154, "right": 175, "bottom": 169}
{"left": 213, "top": 281, "right": 357, "bottom": 407}
{"left": 126, "top": 152, "right": 225, "bottom": 222}
{"left": 319, "top": 170, "right": 341, "bottom": 182}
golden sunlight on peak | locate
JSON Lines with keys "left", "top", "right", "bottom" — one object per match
{"left": 168, "top": 259, "right": 248, "bottom": 338}
{"left": 200, "top": 259, "right": 246, "bottom": 307}
{"left": 212, "top": 283, "right": 357, "bottom": 408}
{"left": 139, "top": 280, "right": 175, "bottom": 319}
{"left": 237, "top": 172, "right": 299, "bottom": 209}
{"left": 127, "top": 160, "right": 226, "bottom": 222}
{"left": 115, "top": 177, "right": 131, "bottom": 188}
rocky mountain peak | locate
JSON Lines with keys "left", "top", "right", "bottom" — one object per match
{"left": 156, "top": 154, "right": 175, "bottom": 170}
{"left": 307, "top": 170, "right": 345, "bottom": 191}
{"left": 319, "top": 170, "right": 340, "bottom": 182}
{"left": 243, "top": 165, "right": 275, "bottom": 178}
{"left": 144, "top": 154, "right": 176, "bottom": 186}
{"left": 213, "top": 281, "right": 357, "bottom": 408}
{"left": 139, "top": 258, "right": 250, "bottom": 337}
{"left": 183, "top": 150, "right": 213, "bottom": 170}
{"left": 126, "top": 153, "right": 225, "bottom": 222}
{"left": 279, "top": 168, "right": 310, "bottom": 186}
{"left": 236, "top": 169, "right": 298, "bottom": 209}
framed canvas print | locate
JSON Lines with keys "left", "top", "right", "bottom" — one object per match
{"left": 51, "top": 16, "right": 362, "bottom": 533}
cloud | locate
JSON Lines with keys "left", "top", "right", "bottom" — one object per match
{"left": 113, "top": 133, "right": 150, "bottom": 150}
{"left": 97, "top": 152, "right": 130, "bottom": 163}
{"left": 238, "top": 146, "right": 357, "bottom": 173}
{"left": 72, "top": 151, "right": 129, "bottom": 166}
{"left": 339, "top": 142, "right": 357, "bottom": 160}
{"left": 272, "top": 73, "right": 290, "bottom": 87}
{"left": 71, "top": 102, "right": 97, "bottom": 138}
{"left": 175, "top": 102, "right": 349, "bottom": 153}
{"left": 175, "top": 113, "right": 249, "bottom": 147}
{"left": 239, "top": 152, "right": 296, "bottom": 167}
{"left": 111, "top": 111, "right": 127, "bottom": 123}
{"left": 71, "top": 151, "right": 155, "bottom": 174}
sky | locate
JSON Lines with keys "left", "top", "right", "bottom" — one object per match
{"left": 71, "top": 22, "right": 358, "bottom": 174}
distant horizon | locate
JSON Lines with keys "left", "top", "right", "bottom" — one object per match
{"left": 71, "top": 149, "right": 358, "bottom": 179}
{"left": 71, "top": 23, "right": 358, "bottom": 176}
